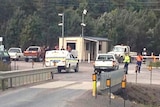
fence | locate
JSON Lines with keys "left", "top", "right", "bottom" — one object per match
{"left": 0, "top": 67, "right": 57, "bottom": 91}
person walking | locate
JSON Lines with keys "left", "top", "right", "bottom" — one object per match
{"left": 136, "top": 53, "right": 143, "bottom": 73}
{"left": 123, "top": 53, "right": 130, "bottom": 74}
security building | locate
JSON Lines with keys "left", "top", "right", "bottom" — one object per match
{"left": 59, "top": 36, "right": 110, "bottom": 61}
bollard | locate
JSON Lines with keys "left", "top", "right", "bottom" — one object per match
{"left": 106, "top": 78, "right": 111, "bottom": 105}
{"left": 121, "top": 79, "right": 127, "bottom": 107}
{"left": 92, "top": 73, "right": 97, "bottom": 98}
{"left": 106, "top": 79, "right": 111, "bottom": 87}
{"left": 121, "top": 80, "right": 126, "bottom": 89}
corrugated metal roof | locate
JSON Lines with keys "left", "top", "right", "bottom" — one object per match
{"left": 59, "top": 36, "right": 111, "bottom": 41}
{"left": 84, "top": 36, "right": 111, "bottom": 41}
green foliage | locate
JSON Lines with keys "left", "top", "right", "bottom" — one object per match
{"left": 0, "top": 0, "right": 160, "bottom": 53}
{"left": 149, "top": 61, "right": 160, "bottom": 67}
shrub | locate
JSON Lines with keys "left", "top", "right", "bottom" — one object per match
{"left": 148, "top": 61, "right": 160, "bottom": 67}
{"left": 0, "top": 61, "right": 11, "bottom": 71}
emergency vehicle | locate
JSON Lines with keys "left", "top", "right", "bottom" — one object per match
{"left": 45, "top": 50, "right": 79, "bottom": 73}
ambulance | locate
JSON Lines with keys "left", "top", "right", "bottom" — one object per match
{"left": 45, "top": 50, "right": 79, "bottom": 73}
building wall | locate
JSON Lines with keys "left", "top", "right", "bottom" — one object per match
{"left": 101, "top": 41, "right": 108, "bottom": 53}
{"left": 59, "top": 37, "right": 109, "bottom": 62}
{"left": 59, "top": 37, "right": 84, "bottom": 61}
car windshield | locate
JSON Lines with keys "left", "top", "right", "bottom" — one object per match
{"left": 28, "top": 48, "right": 38, "bottom": 51}
{"left": 9, "top": 49, "right": 20, "bottom": 53}
{"left": 0, "top": 51, "right": 9, "bottom": 57}
{"left": 0, "top": 51, "right": 4, "bottom": 56}
{"left": 112, "top": 47, "right": 125, "bottom": 52}
{"left": 97, "top": 55, "right": 114, "bottom": 61}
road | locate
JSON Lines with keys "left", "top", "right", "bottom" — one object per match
{"left": 0, "top": 62, "right": 94, "bottom": 107}
{"left": 0, "top": 61, "right": 160, "bottom": 107}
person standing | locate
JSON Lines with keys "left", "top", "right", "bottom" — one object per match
{"left": 123, "top": 53, "right": 130, "bottom": 74}
{"left": 136, "top": 53, "right": 143, "bottom": 73}
{"left": 61, "top": 46, "right": 65, "bottom": 50}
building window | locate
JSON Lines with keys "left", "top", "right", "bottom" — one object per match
{"left": 86, "top": 42, "right": 89, "bottom": 50}
{"left": 67, "top": 43, "right": 76, "bottom": 50}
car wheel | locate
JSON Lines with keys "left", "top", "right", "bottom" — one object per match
{"left": 25, "top": 58, "right": 29, "bottom": 62}
{"left": 58, "top": 67, "right": 61, "bottom": 73}
{"left": 74, "top": 63, "right": 79, "bottom": 72}
{"left": 66, "top": 64, "right": 71, "bottom": 72}
{"left": 116, "top": 66, "right": 119, "bottom": 70}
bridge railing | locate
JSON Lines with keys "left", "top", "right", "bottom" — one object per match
{"left": 0, "top": 67, "right": 57, "bottom": 91}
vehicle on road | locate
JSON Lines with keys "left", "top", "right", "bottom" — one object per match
{"left": 24, "top": 46, "right": 44, "bottom": 62}
{"left": 0, "top": 50, "right": 11, "bottom": 64}
{"left": 45, "top": 50, "right": 79, "bottom": 73}
{"left": 108, "top": 45, "right": 137, "bottom": 63}
{"left": 93, "top": 53, "right": 119, "bottom": 74}
{"left": 8, "top": 47, "right": 24, "bottom": 61}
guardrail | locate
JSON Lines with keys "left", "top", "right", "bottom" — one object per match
{"left": 0, "top": 67, "right": 57, "bottom": 91}
{"left": 99, "top": 69, "right": 125, "bottom": 93}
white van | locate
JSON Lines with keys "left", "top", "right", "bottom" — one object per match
{"left": 45, "top": 50, "right": 79, "bottom": 73}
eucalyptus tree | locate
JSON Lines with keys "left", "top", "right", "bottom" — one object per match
{"left": 5, "top": 8, "right": 25, "bottom": 49}
{"left": 0, "top": 0, "right": 15, "bottom": 47}
{"left": 64, "top": 8, "right": 81, "bottom": 36}
{"left": 20, "top": 12, "right": 43, "bottom": 50}
{"left": 37, "top": 0, "right": 61, "bottom": 48}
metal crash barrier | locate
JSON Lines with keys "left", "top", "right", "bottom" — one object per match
{"left": 99, "top": 69, "right": 125, "bottom": 92}
{"left": 0, "top": 67, "right": 57, "bottom": 91}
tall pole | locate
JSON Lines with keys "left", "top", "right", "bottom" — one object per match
{"left": 81, "top": 9, "right": 87, "bottom": 37}
{"left": 58, "top": 13, "right": 64, "bottom": 48}
{"left": 81, "top": 14, "right": 84, "bottom": 37}
{"left": 62, "top": 13, "right": 64, "bottom": 47}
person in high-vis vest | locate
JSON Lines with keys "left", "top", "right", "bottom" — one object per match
{"left": 123, "top": 53, "right": 130, "bottom": 74}
{"left": 136, "top": 53, "right": 143, "bottom": 73}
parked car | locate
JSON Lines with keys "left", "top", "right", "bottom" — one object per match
{"left": 93, "top": 53, "right": 119, "bottom": 74}
{"left": 24, "top": 46, "right": 44, "bottom": 62}
{"left": 0, "top": 50, "right": 11, "bottom": 64}
{"left": 8, "top": 48, "right": 24, "bottom": 61}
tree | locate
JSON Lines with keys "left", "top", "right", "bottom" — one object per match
{"left": 20, "top": 12, "right": 43, "bottom": 50}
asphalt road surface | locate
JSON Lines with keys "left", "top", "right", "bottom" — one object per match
{"left": 0, "top": 61, "right": 159, "bottom": 107}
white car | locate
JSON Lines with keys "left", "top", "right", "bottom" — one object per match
{"left": 94, "top": 53, "right": 119, "bottom": 73}
{"left": 8, "top": 48, "right": 24, "bottom": 61}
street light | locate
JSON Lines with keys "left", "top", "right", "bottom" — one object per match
{"left": 58, "top": 13, "right": 64, "bottom": 48}
{"left": 81, "top": 9, "right": 87, "bottom": 37}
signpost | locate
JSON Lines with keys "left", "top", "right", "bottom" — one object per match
{"left": 148, "top": 65, "right": 152, "bottom": 84}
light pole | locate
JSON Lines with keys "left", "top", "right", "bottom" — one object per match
{"left": 58, "top": 13, "right": 64, "bottom": 48}
{"left": 81, "top": 9, "right": 87, "bottom": 37}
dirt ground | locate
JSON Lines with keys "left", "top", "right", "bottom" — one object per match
{"left": 115, "top": 83, "right": 160, "bottom": 106}
{"left": 67, "top": 83, "right": 160, "bottom": 107}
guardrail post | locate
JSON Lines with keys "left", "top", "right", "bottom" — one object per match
{"left": 9, "top": 78, "right": 12, "bottom": 88}
{"left": 148, "top": 65, "right": 152, "bottom": 84}
{"left": 51, "top": 72, "right": 54, "bottom": 79}
{"left": 1, "top": 79, "right": 5, "bottom": 91}
{"left": 32, "top": 60, "right": 34, "bottom": 68}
